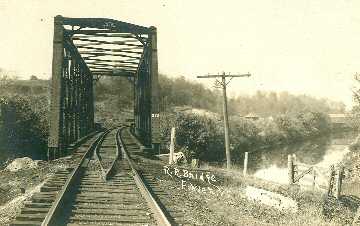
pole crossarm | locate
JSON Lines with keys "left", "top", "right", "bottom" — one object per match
{"left": 196, "top": 71, "right": 251, "bottom": 170}
{"left": 197, "top": 73, "right": 251, "bottom": 78}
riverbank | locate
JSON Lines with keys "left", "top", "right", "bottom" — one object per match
{"left": 201, "top": 165, "right": 357, "bottom": 225}
{"left": 341, "top": 135, "right": 360, "bottom": 197}
{"left": 136, "top": 152, "right": 356, "bottom": 225}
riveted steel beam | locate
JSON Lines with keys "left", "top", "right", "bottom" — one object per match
{"left": 149, "top": 26, "right": 160, "bottom": 152}
{"left": 72, "top": 38, "right": 143, "bottom": 47}
{"left": 49, "top": 16, "right": 158, "bottom": 158}
{"left": 80, "top": 52, "right": 141, "bottom": 59}
{"left": 62, "top": 17, "right": 152, "bottom": 34}
{"left": 48, "top": 15, "right": 64, "bottom": 160}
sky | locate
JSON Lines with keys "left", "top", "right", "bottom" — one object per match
{"left": 0, "top": 0, "right": 360, "bottom": 108}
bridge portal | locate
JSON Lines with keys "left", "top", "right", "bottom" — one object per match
{"left": 48, "top": 16, "right": 160, "bottom": 159}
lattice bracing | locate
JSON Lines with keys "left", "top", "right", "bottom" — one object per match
{"left": 48, "top": 16, "right": 160, "bottom": 159}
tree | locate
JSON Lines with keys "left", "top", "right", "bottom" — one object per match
{"left": 354, "top": 73, "right": 360, "bottom": 105}
{"left": 0, "top": 95, "right": 48, "bottom": 158}
{"left": 0, "top": 69, "right": 17, "bottom": 89}
{"left": 30, "top": 75, "right": 39, "bottom": 80}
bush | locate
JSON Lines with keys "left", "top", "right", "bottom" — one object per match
{"left": 160, "top": 113, "right": 224, "bottom": 162}
{"left": 230, "top": 118, "right": 260, "bottom": 158}
{"left": 274, "top": 114, "right": 306, "bottom": 142}
{"left": 159, "top": 112, "right": 176, "bottom": 150}
{"left": 349, "top": 134, "right": 360, "bottom": 151}
{"left": 174, "top": 113, "right": 213, "bottom": 161}
{"left": 0, "top": 95, "right": 48, "bottom": 158}
{"left": 160, "top": 110, "right": 332, "bottom": 164}
{"left": 254, "top": 118, "right": 283, "bottom": 145}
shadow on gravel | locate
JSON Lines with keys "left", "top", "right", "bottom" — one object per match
{"left": 323, "top": 195, "right": 360, "bottom": 224}
{"left": 136, "top": 151, "right": 161, "bottom": 160}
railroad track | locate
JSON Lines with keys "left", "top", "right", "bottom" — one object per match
{"left": 10, "top": 127, "right": 172, "bottom": 226}
{"left": 119, "top": 128, "right": 188, "bottom": 225}
{"left": 10, "top": 132, "right": 105, "bottom": 226}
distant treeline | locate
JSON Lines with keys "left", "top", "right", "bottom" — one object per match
{"left": 1, "top": 73, "right": 345, "bottom": 118}
{"left": 158, "top": 75, "right": 345, "bottom": 116}
{"left": 0, "top": 71, "right": 346, "bottom": 161}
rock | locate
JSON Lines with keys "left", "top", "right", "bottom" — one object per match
{"left": 5, "top": 157, "right": 38, "bottom": 172}
{"left": 156, "top": 152, "right": 186, "bottom": 164}
{"left": 244, "top": 186, "right": 298, "bottom": 213}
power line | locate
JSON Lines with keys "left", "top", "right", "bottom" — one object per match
{"left": 197, "top": 71, "right": 251, "bottom": 170}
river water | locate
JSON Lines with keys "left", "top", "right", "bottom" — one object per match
{"left": 242, "top": 131, "right": 358, "bottom": 187}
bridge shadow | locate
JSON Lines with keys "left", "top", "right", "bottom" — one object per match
{"left": 124, "top": 143, "right": 161, "bottom": 160}
{"left": 339, "top": 195, "right": 360, "bottom": 212}
{"left": 136, "top": 152, "right": 161, "bottom": 160}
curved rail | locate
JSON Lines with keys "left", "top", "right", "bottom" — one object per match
{"left": 116, "top": 127, "right": 172, "bottom": 226}
{"left": 20, "top": 126, "right": 171, "bottom": 226}
{"left": 41, "top": 130, "right": 108, "bottom": 226}
{"left": 94, "top": 128, "right": 118, "bottom": 181}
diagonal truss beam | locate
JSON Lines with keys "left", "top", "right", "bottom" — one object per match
{"left": 48, "top": 15, "right": 160, "bottom": 159}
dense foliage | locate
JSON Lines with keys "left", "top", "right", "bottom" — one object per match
{"left": 161, "top": 111, "right": 331, "bottom": 163}
{"left": 0, "top": 95, "right": 49, "bottom": 158}
{"left": 350, "top": 74, "right": 360, "bottom": 130}
{"left": 159, "top": 75, "right": 222, "bottom": 113}
{"left": 93, "top": 74, "right": 345, "bottom": 119}
{"left": 0, "top": 70, "right": 343, "bottom": 162}
{"left": 94, "top": 77, "right": 133, "bottom": 110}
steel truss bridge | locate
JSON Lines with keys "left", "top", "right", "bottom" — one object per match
{"left": 48, "top": 16, "right": 160, "bottom": 159}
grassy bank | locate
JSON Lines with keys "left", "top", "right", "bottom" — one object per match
{"left": 137, "top": 149, "right": 355, "bottom": 225}
{"left": 160, "top": 110, "right": 332, "bottom": 163}
{"left": 341, "top": 134, "right": 360, "bottom": 199}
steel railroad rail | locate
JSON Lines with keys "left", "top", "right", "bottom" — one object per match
{"left": 119, "top": 128, "right": 188, "bottom": 225}
{"left": 11, "top": 127, "right": 172, "bottom": 226}
{"left": 117, "top": 128, "right": 172, "bottom": 226}
{"left": 10, "top": 130, "right": 106, "bottom": 226}
{"left": 95, "top": 128, "right": 120, "bottom": 181}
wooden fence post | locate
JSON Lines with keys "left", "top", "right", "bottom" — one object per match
{"left": 335, "top": 165, "right": 344, "bottom": 199}
{"left": 191, "top": 158, "right": 199, "bottom": 168}
{"left": 288, "top": 155, "right": 294, "bottom": 184}
{"left": 169, "top": 127, "right": 175, "bottom": 164}
{"left": 312, "top": 168, "right": 316, "bottom": 190}
{"left": 327, "top": 165, "right": 335, "bottom": 196}
{"left": 243, "top": 152, "right": 248, "bottom": 177}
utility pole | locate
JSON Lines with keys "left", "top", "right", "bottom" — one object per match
{"left": 197, "top": 72, "right": 251, "bottom": 170}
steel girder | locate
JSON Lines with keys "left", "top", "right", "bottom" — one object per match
{"left": 48, "top": 16, "right": 160, "bottom": 159}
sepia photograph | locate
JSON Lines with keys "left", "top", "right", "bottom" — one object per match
{"left": 0, "top": 0, "right": 360, "bottom": 225}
